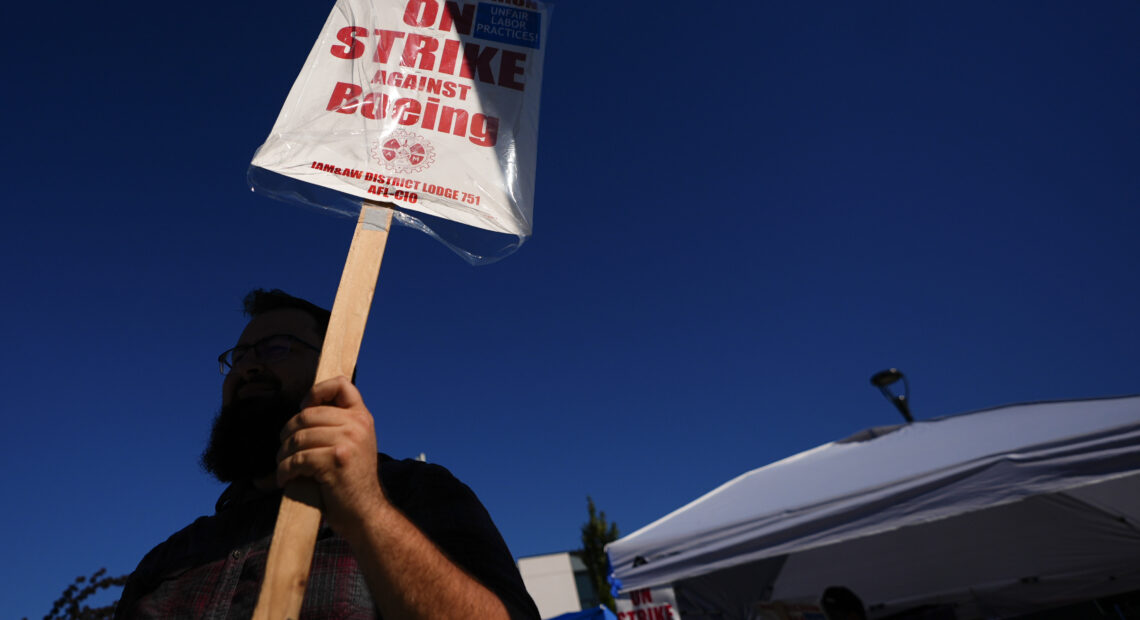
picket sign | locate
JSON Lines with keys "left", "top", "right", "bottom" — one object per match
{"left": 248, "top": 0, "right": 549, "bottom": 614}
{"left": 250, "top": 0, "right": 550, "bottom": 242}
{"left": 252, "top": 203, "right": 394, "bottom": 620}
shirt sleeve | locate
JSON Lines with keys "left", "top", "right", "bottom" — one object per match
{"left": 379, "top": 456, "right": 541, "bottom": 620}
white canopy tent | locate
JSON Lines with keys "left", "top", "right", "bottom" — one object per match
{"left": 607, "top": 395, "right": 1140, "bottom": 619}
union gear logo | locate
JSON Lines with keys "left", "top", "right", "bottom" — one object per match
{"left": 370, "top": 130, "right": 436, "bottom": 174}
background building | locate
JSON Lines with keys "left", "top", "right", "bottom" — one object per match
{"left": 518, "top": 551, "right": 601, "bottom": 619}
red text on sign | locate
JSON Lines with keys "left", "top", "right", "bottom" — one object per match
{"left": 331, "top": 26, "right": 527, "bottom": 92}
{"left": 370, "top": 71, "right": 472, "bottom": 101}
{"left": 617, "top": 607, "right": 674, "bottom": 620}
{"left": 327, "top": 82, "right": 498, "bottom": 147}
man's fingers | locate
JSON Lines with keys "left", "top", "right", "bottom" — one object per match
{"left": 276, "top": 426, "right": 342, "bottom": 462}
{"left": 302, "top": 375, "right": 363, "bottom": 409}
{"left": 280, "top": 404, "right": 374, "bottom": 440}
{"left": 277, "top": 445, "right": 338, "bottom": 487}
{"left": 280, "top": 406, "right": 346, "bottom": 441}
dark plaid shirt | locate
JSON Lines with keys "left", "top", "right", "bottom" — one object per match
{"left": 115, "top": 454, "right": 539, "bottom": 619}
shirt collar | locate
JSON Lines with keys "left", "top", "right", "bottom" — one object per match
{"left": 215, "top": 479, "right": 280, "bottom": 513}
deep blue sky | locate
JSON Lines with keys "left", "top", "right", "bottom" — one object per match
{"left": 4, "top": 1, "right": 1139, "bottom": 617}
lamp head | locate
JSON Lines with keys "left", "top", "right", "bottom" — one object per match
{"left": 870, "top": 368, "right": 904, "bottom": 388}
{"left": 869, "top": 368, "right": 914, "bottom": 423}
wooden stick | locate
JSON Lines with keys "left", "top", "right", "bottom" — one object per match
{"left": 252, "top": 202, "right": 395, "bottom": 620}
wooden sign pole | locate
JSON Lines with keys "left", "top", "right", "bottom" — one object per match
{"left": 252, "top": 202, "right": 395, "bottom": 620}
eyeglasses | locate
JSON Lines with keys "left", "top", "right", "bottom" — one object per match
{"left": 217, "top": 334, "right": 321, "bottom": 375}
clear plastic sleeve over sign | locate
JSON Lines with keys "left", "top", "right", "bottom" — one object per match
{"left": 250, "top": 0, "right": 550, "bottom": 262}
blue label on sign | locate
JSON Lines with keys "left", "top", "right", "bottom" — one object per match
{"left": 473, "top": 2, "right": 542, "bottom": 50}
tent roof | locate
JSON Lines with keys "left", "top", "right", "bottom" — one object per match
{"left": 607, "top": 394, "right": 1140, "bottom": 594}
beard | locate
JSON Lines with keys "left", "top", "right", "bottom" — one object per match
{"left": 200, "top": 388, "right": 301, "bottom": 483}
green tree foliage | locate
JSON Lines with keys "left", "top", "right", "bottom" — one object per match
{"left": 24, "top": 568, "right": 128, "bottom": 620}
{"left": 581, "top": 496, "right": 620, "bottom": 612}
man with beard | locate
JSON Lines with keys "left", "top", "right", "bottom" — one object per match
{"left": 115, "top": 289, "right": 540, "bottom": 619}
